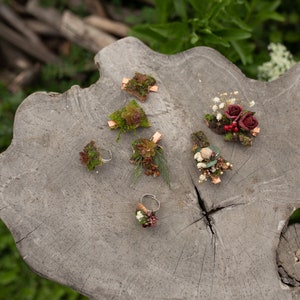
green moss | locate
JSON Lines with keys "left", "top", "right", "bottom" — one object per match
{"left": 79, "top": 141, "right": 103, "bottom": 170}
{"left": 109, "top": 100, "right": 150, "bottom": 141}
{"left": 191, "top": 131, "right": 210, "bottom": 148}
{"left": 224, "top": 132, "right": 233, "bottom": 141}
{"left": 124, "top": 73, "right": 156, "bottom": 101}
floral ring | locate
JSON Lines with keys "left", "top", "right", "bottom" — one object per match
{"left": 135, "top": 194, "right": 160, "bottom": 228}
{"left": 80, "top": 141, "right": 112, "bottom": 171}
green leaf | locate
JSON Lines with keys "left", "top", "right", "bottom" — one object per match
{"left": 216, "top": 29, "right": 252, "bottom": 41}
{"left": 231, "top": 40, "right": 252, "bottom": 65}
{"left": 209, "top": 145, "right": 220, "bottom": 156}
{"left": 201, "top": 32, "right": 230, "bottom": 47}
{"left": 288, "top": 208, "right": 300, "bottom": 225}
{"left": 154, "top": 0, "right": 173, "bottom": 23}
{"left": 190, "top": 32, "right": 199, "bottom": 44}
{"left": 0, "top": 271, "right": 17, "bottom": 285}
{"left": 174, "top": 0, "right": 188, "bottom": 21}
{"left": 154, "top": 148, "right": 170, "bottom": 187}
{"left": 205, "top": 160, "right": 217, "bottom": 168}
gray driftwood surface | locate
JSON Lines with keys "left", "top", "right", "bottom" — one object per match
{"left": 1, "top": 37, "right": 300, "bottom": 300}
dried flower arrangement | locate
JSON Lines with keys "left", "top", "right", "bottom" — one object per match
{"left": 204, "top": 91, "right": 260, "bottom": 146}
{"left": 130, "top": 132, "right": 170, "bottom": 186}
{"left": 108, "top": 99, "right": 150, "bottom": 141}
{"left": 121, "top": 72, "right": 158, "bottom": 102}
{"left": 79, "top": 141, "right": 103, "bottom": 171}
{"left": 192, "top": 131, "right": 232, "bottom": 184}
{"left": 135, "top": 202, "right": 158, "bottom": 228}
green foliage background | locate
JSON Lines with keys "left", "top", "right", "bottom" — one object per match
{"left": 1, "top": 0, "right": 300, "bottom": 299}
{"left": 130, "top": 0, "right": 300, "bottom": 78}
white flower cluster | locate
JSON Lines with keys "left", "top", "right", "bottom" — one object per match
{"left": 258, "top": 43, "right": 296, "bottom": 82}
{"left": 136, "top": 210, "right": 145, "bottom": 221}
{"left": 209, "top": 91, "right": 255, "bottom": 117}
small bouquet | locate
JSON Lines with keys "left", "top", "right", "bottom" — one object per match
{"left": 204, "top": 91, "right": 260, "bottom": 146}
{"left": 192, "top": 131, "right": 232, "bottom": 184}
{"left": 135, "top": 203, "right": 158, "bottom": 228}
{"left": 108, "top": 100, "right": 150, "bottom": 141}
{"left": 79, "top": 141, "right": 103, "bottom": 171}
{"left": 121, "top": 72, "right": 158, "bottom": 102}
{"left": 130, "top": 132, "right": 170, "bottom": 186}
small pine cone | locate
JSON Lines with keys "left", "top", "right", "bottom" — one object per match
{"left": 144, "top": 169, "right": 153, "bottom": 176}
{"left": 151, "top": 164, "right": 158, "bottom": 171}
{"left": 153, "top": 170, "right": 160, "bottom": 177}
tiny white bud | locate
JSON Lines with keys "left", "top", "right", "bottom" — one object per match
{"left": 249, "top": 100, "right": 255, "bottom": 107}
{"left": 197, "top": 162, "right": 206, "bottom": 169}
{"left": 213, "top": 97, "right": 220, "bottom": 103}
{"left": 216, "top": 112, "right": 222, "bottom": 121}
{"left": 212, "top": 104, "right": 218, "bottom": 112}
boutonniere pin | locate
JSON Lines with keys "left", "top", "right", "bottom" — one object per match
{"left": 108, "top": 100, "right": 150, "bottom": 141}
{"left": 121, "top": 72, "right": 158, "bottom": 102}
{"left": 130, "top": 132, "right": 170, "bottom": 186}
{"left": 192, "top": 131, "right": 232, "bottom": 184}
{"left": 204, "top": 91, "right": 260, "bottom": 146}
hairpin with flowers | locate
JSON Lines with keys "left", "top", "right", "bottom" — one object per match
{"left": 204, "top": 91, "right": 260, "bottom": 146}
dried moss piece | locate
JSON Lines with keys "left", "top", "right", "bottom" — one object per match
{"left": 80, "top": 141, "right": 103, "bottom": 171}
{"left": 130, "top": 132, "right": 170, "bottom": 186}
{"left": 123, "top": 72, "right": 156, "bottom": 102}
{"left": 108, "top": 100, "right": 150, "bottom": 141}
{"left": 191, "top": 130, "right": 210, "bottom": 149}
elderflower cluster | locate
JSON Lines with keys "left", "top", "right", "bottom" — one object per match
{"left": 258, "top": 43, "right": 296, "bottom": 82}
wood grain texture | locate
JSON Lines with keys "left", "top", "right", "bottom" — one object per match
{"left": 1, "top": 37, "right": 300, "bottom": 299}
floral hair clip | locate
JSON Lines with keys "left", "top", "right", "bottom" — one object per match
{"left": 108, "top": 99, "right": 150, "bottom": 141}
{"left": 204, "top": 91, "right": 260, "bottom": 146}
{"left": 130, "top": 131, "right": 170, "bottom": 186}
{"left": 80, "top": 140, "right": 112, "bottom": 171}
{"left": 135, "top": 194, "right": 160, "bottom": 228}
{"left": 121, "top": 72, "right": 158, "bottom": 102}
{"left": 192, "top": 131, "right": 232, "bottom": 184}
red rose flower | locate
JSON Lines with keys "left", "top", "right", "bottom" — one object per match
{"left": 224, "top": 105, "right": 242, "bottom": 120}
{"left": 238, "top": 112, "right": 258, "bottom": 131}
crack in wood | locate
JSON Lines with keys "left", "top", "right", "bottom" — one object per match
{"left": 194, "top": 184, "right": 215, "bottom": 235}
{"left": 16, "top": 223, "right": 43, "bottom": 244}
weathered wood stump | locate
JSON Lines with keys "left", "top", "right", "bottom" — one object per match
{"left": 1, "top": 37, "right": 300, "bottom": 299}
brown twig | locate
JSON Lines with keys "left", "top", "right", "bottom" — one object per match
{"left": 0, "top": 22, "right": 59, "bottom": 63}
{"left": 61, "top": 10, "right": 117, "bottom": 52}
{"left": 84, "top": 15, "right": 129, "bottom": 37}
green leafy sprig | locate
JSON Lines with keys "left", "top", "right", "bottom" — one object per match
{"left": 130, "top": 132, "right": 170, "bottom": 186}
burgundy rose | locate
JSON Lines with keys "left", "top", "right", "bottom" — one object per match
{"left": 238, "top": 112, "right": 258, "bottom": 131}
{"left": 224, "top": 105, "right": 242, "bottom": 120}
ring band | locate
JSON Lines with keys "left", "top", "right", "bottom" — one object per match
{"left": 140, "top": 194, "right": 160, "bottom": 213}
{"left": 100, "top": 148, "right": 112, "bottom": 163}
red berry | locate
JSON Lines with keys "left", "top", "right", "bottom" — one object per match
{"left": 224, "top": 125, "right": 228, "bottom": 131}
{"left": 228, "top": 125, "right": 233, "bottom": 130}
{"left": 232, "top": 121, "right": 237, "bottom": 127}
{"left": 234, "top": 127, "right": 239, "bottom": 133}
